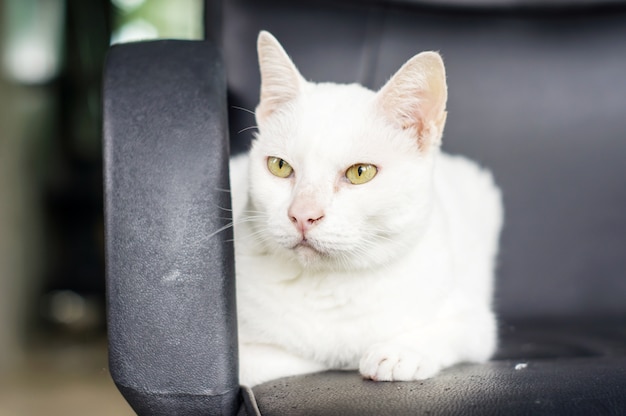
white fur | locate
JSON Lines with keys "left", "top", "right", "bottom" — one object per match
{"left": 229, "top": 32, "right": 503, "bottom": 387}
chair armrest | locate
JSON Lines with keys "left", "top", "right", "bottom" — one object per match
{"left": 103, "top": 40, "right": 239, "bottom": 416}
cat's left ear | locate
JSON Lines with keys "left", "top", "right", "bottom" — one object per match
{"left": 256, "top": 31, "right": 306, "bottom": 121}
{"left": 376, "top": 52, "right": 448, "bottom": 152}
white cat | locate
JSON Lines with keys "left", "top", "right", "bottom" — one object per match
{"left": 229, "top": 31, "right": 503, "bottom": 387}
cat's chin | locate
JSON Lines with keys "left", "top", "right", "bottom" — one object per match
{"left": 289, "top": 241, "right": 372, "bottom": 272}
{"left": 292, "top": 240, "right": 327, "bottom": 267}
{"left": 284, "top": 238, "right": 348, "bottom": 271}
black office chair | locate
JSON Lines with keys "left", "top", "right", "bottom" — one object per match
{"left": 103, "top": 0, "right": 626, "bottom": 414}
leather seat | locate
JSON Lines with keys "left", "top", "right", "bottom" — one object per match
{"left": 103, "top": 0, "right": 626, "bottom": 414}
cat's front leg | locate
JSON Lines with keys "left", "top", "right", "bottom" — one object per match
{"left": 359, "top": 311, "right": 496, "bottom": 382}
{"left": 239, "top": 342, "right": 327, "bottom": 387}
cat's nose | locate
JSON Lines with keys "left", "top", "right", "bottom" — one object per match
{"left": 288, "top": 201, "right": 325, "bottom": 235}
{"left": 289, "top": 213, "right": 325, "bottom": 235}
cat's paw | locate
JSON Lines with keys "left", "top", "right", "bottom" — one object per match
{"left": 359, "top": 343, "right": 443, "bottom": 381}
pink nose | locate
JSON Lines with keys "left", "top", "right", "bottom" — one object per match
{"left": 288, "top": 201, "right": 325, "bottom": 235}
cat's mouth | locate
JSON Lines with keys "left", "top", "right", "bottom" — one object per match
{"left": 291, "top": 240, "right": 329, "bottom": 266}
{"left": 293, "top": 239, "right": 325, "bottom": 256}
{"left": 294, "top": 239, "right": 316, "bottom": 250}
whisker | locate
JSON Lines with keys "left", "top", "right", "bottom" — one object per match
{"left": 206, "top": 222, "right": 235, "bottom": 239}
{"left": 236, "top": 229, "right": 271, "bottom": 245}
{"left": 232, "top": 105, "right": 256, "bottom": 115}
{"left": 238, "top": 125, "right": 259, "bottom": 134}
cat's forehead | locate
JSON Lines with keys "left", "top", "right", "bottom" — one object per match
{"left": 254, "top": 81, "right": 413, "bottom": 170}
{"left": 296, "top": 86, "right": 382, "bottom": 162}
{"left": 298, "top": 84, "right": 377, "bottom": 139}
{"left": 303, "top": 82, "right": 375, "bottom": 114}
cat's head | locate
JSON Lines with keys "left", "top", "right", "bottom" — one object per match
{"left": 246, "top": 31, "right": 447, "bottom": 272}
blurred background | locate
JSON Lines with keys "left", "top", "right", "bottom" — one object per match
{"left": 0, "top": 0, "right": 201, "bottom": 414}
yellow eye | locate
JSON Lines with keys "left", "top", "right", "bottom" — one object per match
{"left": 267, "top": 157, "right": 293, "bottom": 178}
{"left": 346, "top": 163, "right": 377, "bottom": 185}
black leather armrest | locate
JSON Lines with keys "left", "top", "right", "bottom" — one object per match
{"left": 103, "top": 40, "right": 239, "bottom": 416}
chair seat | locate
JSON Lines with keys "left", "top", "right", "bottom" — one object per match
{"left": 249, "top": 321, "right": 626, "bottom": 415}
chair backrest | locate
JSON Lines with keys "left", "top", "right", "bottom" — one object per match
{"left": 213, "top": 0, "right": 626, "bottom": 321}
{"left": 104, "top": 40, "right": 239, "bottom": 415}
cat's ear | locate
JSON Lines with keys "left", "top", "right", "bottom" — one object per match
{"left": 376, "top": 52, "right": 448, "bottom": 152}
{"left": 256, "top": 31, "right": 306, "bottom": 121}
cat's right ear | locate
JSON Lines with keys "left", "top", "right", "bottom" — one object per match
{"left": 256, "top": 31, "right": 305, "bottom": 121}
{"left": 376, "top": 52, "right": 448, "bottom": 152}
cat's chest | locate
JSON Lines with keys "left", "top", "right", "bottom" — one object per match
{"left": 237, "top": 271, "right": 393, "bottom": 360}
{"left": 236, "top": 249, "right": 452, "bottom": 341}
{"left": 237, "top": 264, "right": 382, "bottom": 320}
